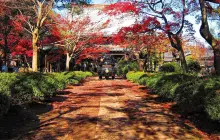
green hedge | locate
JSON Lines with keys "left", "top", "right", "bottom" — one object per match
{"left": 187, "top": 60, "right": 201, "bottom": 72}
{"left": 126, "top": 71, "right": 147, "bottom": 83}
{"left": 126, "top": 71, "right": 220, "bottom": 121}
{"left": 0, "top": 71, "right": 92, "bottom": 117}
{"left": 159, "top": 62, "right": 181, "bottom": 73}
{"left": 117, "top": 60, "right": 139, "bottom": 77}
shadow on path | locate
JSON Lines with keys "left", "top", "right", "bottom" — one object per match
{"left": 1, "top": 77, "right": 219, "bottom": 139}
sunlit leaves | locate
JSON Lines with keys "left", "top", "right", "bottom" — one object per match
{"left": 10, "top": 39, "right": 32, "bottom": 57}
{"left": 103, "top": 2, "right": 139, "bottom": 15}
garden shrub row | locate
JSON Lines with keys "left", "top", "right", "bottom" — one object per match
{"left": 126, "top": 71, "right": 220, "bottom": 121}
{"left": 0, "top": 71, "right": 92, "bottom": 117}
{"left": 117, "top": 60, "right": 139, "bottom": 78}
{"left": 159, "top": 61, "right": 201, "bottom": 73}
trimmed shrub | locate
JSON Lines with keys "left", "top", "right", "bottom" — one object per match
{"left": 138, "top": 76, "right": 148, "bottom": 85}
{"left": 175, "top": 77, "right": 220, "bottom": 121}
{"left": 0, "top": 73, "right": 18, "bottom": 96}
{"left": 126, "top": 71, "right": 220, "bottom": 121}
{"left": 0, "top": 71, "right": 93, "bottom": 117}
{"left": 187, "top": 60, "right": 201, "bottom": 72}
{"left": 0, "top": 73, "right": 18, "bottom": 116}
{"left": 203, "top": 77, "right": 220, "bottom": 121}
{"left": 145, "top": 73, "right": 164, "bottom": 89}
{"left": 175, "top": 80, "right": 206, "bottom": 113}
{"left": 159, "top": 62, "right": 181, "bottom": 73}
{"left": 0, "top": 93, "right": 10, "bottom": 117}
{"left": 159, "top": 63, "right": 175, "bottom": 72}
{"left": 126, "top": 71, "right": 147, "bottom": 83}
{"left": 155, "top": 74, "right": 196, "bottom": 99}
{"left": 117, "top": 60, "right": 139, "bottom": 77}
{"left": 170, "top": 62, "right": 181, "bottom": 73}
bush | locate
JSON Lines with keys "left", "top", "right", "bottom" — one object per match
{"left": 174, "top": 80, "right": 206, "bottom": 113}
{"left": 159, "top": 62, "right": 181, "bottom": 73}
{"left": 126, "top": 71, "right": 220, "bottom": 121}
{"left": 175, "top": 77, "right": 220, "bottom": 121}
{"left": 187, "top": 60, "right": 201, "bottom": 72}
{"left": 155, "top": 74, "right": 196, "bottom": 99}
{"left": 0, "top": 93, "right": 10, "bottom": 117}
{"left": 0, "top": 71, "right": 92, "bottom": 117}
{"left": 159, "top": 63, "right": 175, "bottom": 72}
{"left": 117, "top": 60, "right": 139, "bottom": 77}
{"left": 72, "top": 71, "right": 93, "bottom": 81}
{"left": 0, "top": 73, "right": 17, "bottom": 116}
{"left": 203, "top": 77, "right": 220, "bottom": 121}
{"left": 145, "top": 73, "right": 164, "bottom": 89}
{"left": 126, "top": 71, "right": 147, "bottom": 83}
{"left": 170, "top": 62, "right": 181, "bottom": 73}
{"left": 138, "top": 76, "right": 148, "bottom": 85}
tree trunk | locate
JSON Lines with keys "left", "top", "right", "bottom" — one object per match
{"left": 214, "top": 49, "right": 220, "bottom": 75}
{"left": 150, "top": 57, "right": 153, "bottom": 72}
{"left": 47, "top": 62, "right": 50, "bottom": 73}
{"left": 173, "top": 35, "right": 188, "bottom": 73}
{"left": 50, "top": 63, "right": 52, "bottom": 73}
{"left": 32, "top": 28, "right": 39, "bottom": 72}
{"left": 66, "top": 53, "right": 71, "bottom": 71}
{"left": 44, "top": 54, "right": 47, "bottom": 72}
{"left": 143, "top": 54, "right": 148, "bottom": 72}
{"left": 24, "top": 55, "right": 30, "bottom": 68}
{"left": 3, "top": 36, "right": 8, "bottom": 65}
{"left": 178, "top": 47, "right": 188, "bottom": 73}
{"left": 57, "top": 61, "right": 60, "bottom": 72}
{"left": 199, "top": 0, "right": 220, "bottom": 75}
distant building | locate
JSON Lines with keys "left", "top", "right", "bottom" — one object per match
{"left": 164, "top": 52, "right": 174, "bottom": 62}
{"left": 163, "top": 49, "right": 214, "bottom": 68}
{"left": 199, "top": 49, "right": 214, "bottom": 68}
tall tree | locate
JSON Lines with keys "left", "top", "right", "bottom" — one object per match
{"left": 112, "top": 22, "right": 168, "bottom": 71}
{"left": 0, "top": 4, "right": 22, "bottom": 66}
{"left": 104, "top": 0, "right": 193, "bottom": 72}
{"left": 54, "top": 15, "right": 109, "bottom": 71}
{"left": 198, "top": 0, "right": 220, "bottom": 74}
{"left": 7, "top": 0, "right": 55, "bottom": 72}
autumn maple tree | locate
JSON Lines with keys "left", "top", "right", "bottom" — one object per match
{"left": 5, "top": 0, "right": 55, "bottom": 72}
{"left": 0, "top": 4, "right": 24, "bottom": 66}
{"left": 104, "top": 0, "right": 193, "bottom": 72}
{"left": 53, "top": 7, "right": 110, "bottom": 71}
{"left": 112, "top": 20, "right": 169, "bottom": 71}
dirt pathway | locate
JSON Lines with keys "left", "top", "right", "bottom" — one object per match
{"left": 20, "top": 77, "right": 208, "bottom": 140}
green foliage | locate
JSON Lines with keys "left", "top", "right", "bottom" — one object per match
{"left": 0, "top": 71, "right": 92, "bottom": 117}
{"left": 159, "top": 63, "right": 175, "bottom": 72}
{"left": 170, "top": 62, "right": 181, "bottom": 73}
{"left": 0, "top": 73, "right": 18, "bottom": 116}
{"left": 187, "top": 60, "right": 201, "bottom": 72}
{"left": 126, "top": 71, "right": 220, "bottom": 121}
{"left": 126, "top": 71, "right": 147, "bottom": 83}
{"left": 144, "top": 73, "right": 163, "bottom": 89}
{"left": 72, "top": 71, "right": 93, "bottom": 81}
{"left": 0, "top": 73, "right": 18, "bottom": 96}
{"left": 0, "top": 93, "right": 10, "bottom": 117}
{"left": 155, "top": 74, "right": 196, "bottom": 99}
{"left": 117, "top": 60, "right": 139, "bottom": 77}
{"left": 175, "top": 77, "right": 220, "bottom": 121}
{"left": 159, "top": 62, "right": 181, "bottom": 73}
{"left": 203, "top": 77, "right": 220, "bottom": 121}
{"left": 174, "top": 80, "right": 206, "bottom": 113}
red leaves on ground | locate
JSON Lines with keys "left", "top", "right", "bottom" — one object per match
{"left": 162, "top": 103, "right": 172, "bottom": 109}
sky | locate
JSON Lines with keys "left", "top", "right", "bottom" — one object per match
{"left": 91, "top": 0, "right": 116, "bottom": 4}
